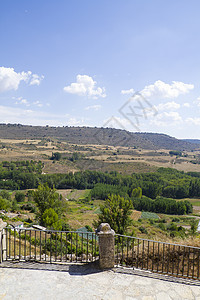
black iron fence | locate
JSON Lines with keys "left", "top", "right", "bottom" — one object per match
{"left": 3, "top": 227, "right": 99, "bottom": 263}
{"left": 1, "top": 227, "right": 200, "bottom": 280}
{"left": 115, "top": 234, "right": 200, "bottom": 280}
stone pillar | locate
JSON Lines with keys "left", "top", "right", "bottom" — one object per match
{"left": 96, "top": 223, "right": 115, "bottom": 269}
{"left": 0, "top": 220, "right": 7, "bottom": 263}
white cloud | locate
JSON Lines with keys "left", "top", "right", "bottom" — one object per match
{"left": 15, "top": 97, "right": 30, "bottom": 107}
{"left": 67, "top": 117, "right": 86, "bottom": 126}
{"left": 141, "top": 80, "right": 194, "bottom": 99}
{"left": 194, "top": 97, "right": 200, "bottom": 107}
{"left": 0, "top": 66, "right": 43, "bottom": 92}
{"left": 151, "top": 111, "right": 182, "bottom": 126}
{"left": 14, "top": 97, "right": 45, "bottom": 108}
{"left": 121, "top": 88, "right": 135, "bottom": 95}
{"left": 33, "top": 100, "right": 43, "bottom": 107}
{"left": 0, "top": 67, "right": 31, "bottom": 92}
{"left": 0, "top": 105, "right": 87, "bottom": 127}
{"left": 30, "top": 74, "right": 44, "bottom": 86}
{"left": 103, "top": 116, "right": 131, "bottom": 130}
{"left": 85, "top": 105, "right": 101, "bottom": 111}
{"left": 164, "top": 111, "right": 182, "bottom": 121}
{"left": 186, "top": 117, "right": 200, "bottom": 125}
{"left": 156, "top": 101, "right": 180, "bottom": 111}
{"left": 63, "top": 75, "right": 106, "bottom": 99}
{"left": 183, "top": 102, "right": 190, "bottom": 107}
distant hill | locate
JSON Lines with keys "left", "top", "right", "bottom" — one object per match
{"left": 182, "top": 139, "right": 200, "bottom": 144}
{"left": 0, "top": 124, "right": 199, "bottom": 151}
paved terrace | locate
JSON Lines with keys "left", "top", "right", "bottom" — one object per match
{"left": 0, "top": 262, "right": 200, "bottom": 300}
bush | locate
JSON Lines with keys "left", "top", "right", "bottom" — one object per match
{"left": 172, "top": 217, "right": 180, "bottom": 222}
{"left": 158, "top": 223, "right": 165, "bottom": 231}
{"left": 85, "top": 225, "right": 93, "bottom": 232}
{"left": 139, "top": 226, "right": 148, "bottom": 234}
{"left": 61, "top": 221, "right": 71, "bottom": 231}
{"left": 149, "top": 219, "right": 155, "bottom": 225}
{"left": 15, "top": 191, "right": 25, "bottom": 203}
{"left": 168, "top": 222, "right": 178, "bottom": 232}
{"left": 0, "top": 197, "right": 11, "bottom": 210}
{"left": 21, "top": 203, "right": 36, "bottom": 213}
{"left": 0, "top": 190, "right": 11, "bottom": 201}
{"left": 50, "top": 152, "right": 61, "bottom": 161}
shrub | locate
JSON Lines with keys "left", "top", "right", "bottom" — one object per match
{"left": 139, "top": 226, "right": 148, "bottom": 234}
{"left": 15, "top": 191, "right": 25, "bottom": 203}
{"left": 172, "top": 217, "right": 180, "bottom": 222}
{"left": 85, "top": 225, "right": 93, "bottom": 232}
{"left": 21, "top": 203, "right": 36, "bottom": 213}
{"left": 168, "top": 222, "right": 178, "bottom": 232}
{"left": 158, "top": 223, "right": 165, "bottom": 231}
{"left": 50, "top": 152, "right": 61, "bottom": 161}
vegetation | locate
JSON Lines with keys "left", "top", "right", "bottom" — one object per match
{"left": 169, "top": 150, "right": 182, "bottom": 156}
{"left": 94, "top": 194, "right": 133, "bottom": 235}
{"left": 15, "top": 191, "right": 25, "bottom": 203}
{"left": 42, "top": 208, "right": 62, "bottom": 230}
{"left": 132, "top": 196, "right": 192, "bottom": 215}
{"left": 0, "top": 124, "right": 198, "bottom": 150}
{"left": 0, "top": 160, "right": 200, "bottom": 203}
{"left": 50, "top": 152, "right": 61, "bottom": 161}
{"left": 33, "top": 183, "right": 67, "bottom": 227}
{"left": 0, "top": 138, "right": 200, "bottom": 245}
{"left": 140, "top": 211, "right": 159, "bottom": 220}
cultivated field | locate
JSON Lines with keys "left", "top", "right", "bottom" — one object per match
{"left": 0, "top": 138, "right": 200, "bottom": 174}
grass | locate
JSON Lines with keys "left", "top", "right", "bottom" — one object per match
{"left": 140, "top": 211, "right": 159, "bottom": 219}
{"left": 64, "top": 199, "right": 99, "bottom": 229}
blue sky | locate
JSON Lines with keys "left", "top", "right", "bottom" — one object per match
{"left": 1, "top": 0, "right": 200, "bottom": 139}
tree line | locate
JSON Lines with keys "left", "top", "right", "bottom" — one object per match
{"left": 132, "top": 195, "right": 192, "bottom": 215}
{"left": 0, "top": 162, "right": 200, "bottom": 200}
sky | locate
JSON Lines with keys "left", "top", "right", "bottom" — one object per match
{"left": 1, "top": 0, "right": 200, "bottom": 139}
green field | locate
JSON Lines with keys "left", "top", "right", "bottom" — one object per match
{"left": 140, "top": 211, "right": 159, "bottom": 220}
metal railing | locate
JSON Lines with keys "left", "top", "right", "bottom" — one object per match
{"left": 3, "top": 227, "right": 99, "bottom": 264}
{"left": 115, "top": 234, "right": 200, "bottom": 280}
{"left": 2, "top": 227, "right": 200, "bottom": 280}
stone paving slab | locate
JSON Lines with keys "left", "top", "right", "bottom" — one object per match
{"left": 0, "top": 262, "right": 200, "bottom": 300}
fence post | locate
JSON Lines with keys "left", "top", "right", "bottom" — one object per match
{"left": 96, "top": 223, "right": 115, "bottom": 269}
{"left": 0, "top": 221, "right": 7, "bottom": 263}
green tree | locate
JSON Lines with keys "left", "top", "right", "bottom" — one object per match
{"left": 0, "top": 190, "right": 11, "bottom": 201}
{"left": 191, "top": 219, "right": 198, "bottom": 235}
{"left": 94, "top": 194, "right": 133, "bottom": 235}
{"left": 11, "top": 199, "right": 18, "bottom": 212}
{"left": 51, "top": 152, "right": 61, "bottom": 161}
{"left": 15, "top": 191, "right": 25, "bottom": 203}
{"left": 42, "top": 208, "right": 62, "bottom": 230}
{"left": 0, "top": 196, "right": 11, "bottom": 210}
{"left": 131, "top": 187, "right": 142, "bottom": 198}
{"left": 33, "top": 183, "right": 66, "bottom": 225}
{"left": 70, "top": 152, "right": 81, "bottom": 162}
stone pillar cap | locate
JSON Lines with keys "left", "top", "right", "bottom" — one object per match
{"left": 96, "top": 223, "right": 115, "bottom": 235}
{"left": 0, "top": 220, "right": 7, "bottom": 231}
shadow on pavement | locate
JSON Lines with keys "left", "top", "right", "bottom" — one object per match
{"left": 0, "top": 260, "right": 102, "bottom": 275}
{"left": 1, "top": 261, "right": 200, "bottom": 286}
{"left": 114, "top": 267, "right": 200, "bottom": 287}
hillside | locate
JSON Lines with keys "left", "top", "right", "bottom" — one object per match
{"left": 183, "top": 139, "right": 200, "bottom": 144}
{"left": 0, "top": 124, "right": 199, "bottom": 151}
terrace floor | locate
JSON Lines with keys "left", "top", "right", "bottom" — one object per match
{"left": 0, "top": 261, "right": 200, "bottom": 299}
